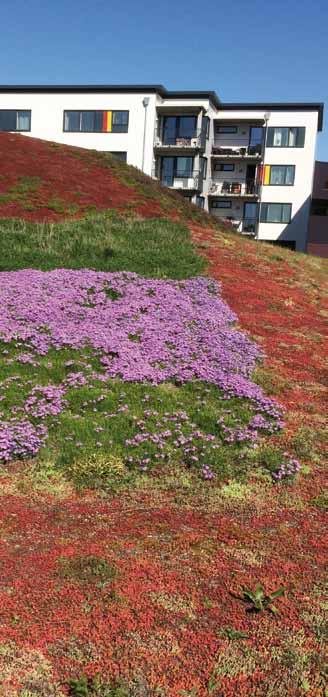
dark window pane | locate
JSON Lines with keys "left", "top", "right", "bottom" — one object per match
{"left": 212, "top": 200, "right": 232, "bottom": 209}
{"left": 261, "top": 203, "right": 291, "bottom": 223}
{"left": 176, "top": 156, "right": 193, "bottom": 177}
{"left": 112, "top": 111, "right": 129, "bottom": 132}
{"left": 260, "top": 204, "right": 268, "bottom": 222}
{"left": 109, "top": 151, "right": 127, "bottom": 162}
{"left": 81, "top": 111, "right": 95, "bottom": 131}
{"left": 178, "top": 116, "right": 196, "bottom": 138}
{"left": 296, "top": 127, "right": 305, "bottom": 147}
{"left": 201, "top": 157, "right": 207, "bottom": 179}
{"left": 285, "top": 166, "right": 295, "bottom": 184}
{"left": 0, "top": 111, "right": 17, "bottom": 131}
{"left": 215, "top": 163, "right": 235, "bottom": 172}
{"left": 266, "top": 128, "right": 274, "bottom": 147}
{"left": 282, "top": 204, "right": 291, "bottom": 223}
{"left": 163, "top": 116, "right": 176, "bottom": 144}
{"left": 270, "top": 166, "right": 285, "bottom": 185}
{"left": 161, "top": 157, "right": 174, "bottom": 185}
{"left": 267, "top": 126, "right": 305, "bottom": 148}
{"left": 94, "top": 111, "right": 103, "bottom": 131}
{"left": 217, "top": 125, "right": 238, "bottom": 133}
{"left": 64, "top": 111, "right": 80, "bottom": 132}
{"left": 16, "top": 111, "right": 30, "bottom": 130}
{"left": 311, "top": 199, "right": 328, "bottom": 215}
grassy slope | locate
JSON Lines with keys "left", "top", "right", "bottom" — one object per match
{"left": 0, "top": 132, "right": 215, "bottom": 226}
{"left": 0, "top": 215, "right": 205, "bottom": 277}
{"left": 0, "top": 134, "right": 327, "bottom": 697}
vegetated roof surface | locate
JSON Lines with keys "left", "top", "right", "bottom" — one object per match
{"left": 0, "top": 132, "right": 327, "bottom": 697}
{"left": 0, "top": 133, "right": 211, "bottom": 224}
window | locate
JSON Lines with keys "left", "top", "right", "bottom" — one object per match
{"left": 249, "top": 126, "right": 264, "bottom": 155}
{"left": 267, "top": 127, "right": 305, "bottom": 148}
{"left": 196, "top": 196, "right": 205, "bottom": 208}
{"left": 211, "top": 200, "right": 232, "bottom": 209}
{"left": 162, "top": 116, "right": 197, "bottom": 145}
{"left": 200, "top": 157, "right": 207, "bottom": 179}
{"left": 63, "top": 110, "right": 129, "bottom": 133}
{"left": 214, "top": 163, "right": 235, "bottom": 172}
{"left": 160, "top": 156, "right": 194, "bottom": 185}
{"left": 203, "top": 116, "right": 210, "bottom": 139}
{"left": 112, "top": 111, "right": 129, "bottom": 133}
{"left": 175, "top": 156, "right": 193, "bottom": 177}
{"left": 260, "top": 203, "right": 292, "bottom": 223}
{"left": 0, "top": 110, "right": 31, "bottom": 132}
{"left": 109, "top": 151, "right": 127, "bottom": 162}
{"left": 216, "top": 125, "right": 238, "bottom": 134}
{"left": 265, "top": 240, "right": 296, "bottom": 250}
{"left": 275, "top": 240, "right": 296, "bottom": 250}
{"left": 263, "top": 165, "right": 295, "bottom": 186}
{"left": 311, "top": 199, "right": 328, "bottom": 216}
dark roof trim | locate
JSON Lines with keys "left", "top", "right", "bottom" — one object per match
{"left": 0, "top": 84, "right": 221, "bottom": 108}
{"left": 221, "top": 102, "right": 324, "bottom": 131}
{"left": 0, "top": 87, "right": 323, "bottom": 129}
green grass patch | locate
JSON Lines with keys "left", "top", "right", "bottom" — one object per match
{"left": 0, "top": 343, "right": 266, "bottom": 486}
{"left": 0, "top": 213, "right": 205, "bottom": 278}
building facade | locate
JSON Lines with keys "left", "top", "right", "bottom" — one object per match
{"left": 307, "top": 161, "right": 328, "bottom": 257}
{"left": 0, "top": 85, "right": 324, "bottom": 252}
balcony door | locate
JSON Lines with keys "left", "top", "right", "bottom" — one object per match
{"left": 163, "top": 116, "right": 197, "bottom": 145}
{"left": 160, "top": 156, "right": 193, "bottom": 185}
{"left": 249, "top": 127, "right": 263, "bottom": 155}
{"left": 243, "top": 202, "right": 258, "bottom": 233}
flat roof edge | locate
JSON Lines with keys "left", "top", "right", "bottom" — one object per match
{"left": 221, "top": 102, "right": 324, "bottom": 131}
{"left": 0, "top": 84, "right": 221, "bottom": 108}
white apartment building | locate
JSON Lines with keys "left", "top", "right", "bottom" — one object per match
{"left": 0, "top": 85, "right": 324, "bottom": 251}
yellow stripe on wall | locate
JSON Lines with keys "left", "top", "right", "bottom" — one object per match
{"left": 264, "top": 165, "right": 271, "bottom": 185}
{"left": 107, "top": 111, "right": 112, "bottom": 132}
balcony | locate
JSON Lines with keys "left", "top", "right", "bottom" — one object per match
{"left": 209, "top": 180, "right": 259, "bottom": 197}
{"left": 152, "top": 168, "right": 202, "bottom": 191}
{"left": 211, "top": 214, "right": 258, "bottom": 237}
{"left": 211, "top": 144, "right": 263, "bottom": 159}
{"left": 154, "top": 129, "right": 206, "bottom": 151}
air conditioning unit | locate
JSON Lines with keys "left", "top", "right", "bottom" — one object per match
{"left": 155, "top": 138, "right": 162, "bottom": 146}
{"left": 191, "top": 138, "right": 198, "bottom": 147}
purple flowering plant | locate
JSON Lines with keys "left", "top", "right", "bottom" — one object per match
{"left": 0, "top": 270, "right": 296, "bottom": 480}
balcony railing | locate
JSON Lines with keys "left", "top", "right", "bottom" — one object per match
{"left": 209, "top": 180, "right": 259, "bottom": 197}
{"left": 211, "top": 144, "right": 263, "bottom": 158}
{"left": 211, "top": 214, "right": 258, "bottom": 236}
{"left": 152, "top": 168, "right": 202, "bottom": 191}
{"left": 154, "top": 129, "right": 206, "bottom": 149}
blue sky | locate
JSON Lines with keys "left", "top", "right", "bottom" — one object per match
{"left": 1, "top": 0, "right": 327, "bottom": 158}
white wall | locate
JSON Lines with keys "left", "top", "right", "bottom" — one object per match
{"left": 213, "top": 109, "right": 319, "bottom": 251}
{"left": 0, "top": 91, "right": 158, "bottom": 176}
{"left": 259, "top": 111, "right": 318, "bottom": 251}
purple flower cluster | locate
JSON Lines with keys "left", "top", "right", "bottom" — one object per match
{"left": 24, "top": 384, "right": 67, "bottom": 418}
{"left": 0, "top": 270, "right": 285, "bottom": 466}
{"left": 201, "top": 464, "right": 216, "bottom": 480}
{"left": 0, "top": 270, "right": 274, "bottom": 402}
{"left": 272, "top": 455, "right": 301, "bottom": 481}
{"left": 0, "top": 419, "right": 47, "bottom": 462}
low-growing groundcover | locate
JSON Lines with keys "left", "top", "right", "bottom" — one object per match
{"left": 0, "top": 269, "right": 290, "bottom": 482}
{"left": 0, "top": 136, "right": 327, "bottom": 696}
